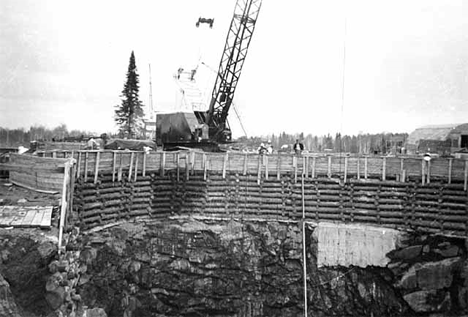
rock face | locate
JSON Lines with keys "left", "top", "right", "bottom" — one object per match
{"left": 0, "top": 273, "right": 22, "bottom": 317}
{"left": 389, "top": 234, "right": 467, "bottom": 314}
{"left": 0, "top": 230, "right": 58, "bottom": 317}
{"left": 73, "top": 219, "right": 415, "bottom": 317}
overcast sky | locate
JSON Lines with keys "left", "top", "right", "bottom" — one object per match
{"left": 1, "top": 0, "right": 468, "bottom": 137}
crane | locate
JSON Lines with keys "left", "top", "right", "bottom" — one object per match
{"left": 156, "top": 0, "right": 262, "bottom": 151}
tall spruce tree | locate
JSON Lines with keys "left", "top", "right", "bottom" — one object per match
{"left": 115, "top": 51, "right": 145, "bottom": 138}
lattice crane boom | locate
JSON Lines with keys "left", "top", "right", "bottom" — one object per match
{"left": 201, "top": 0, "right": 262, "bottom": 143}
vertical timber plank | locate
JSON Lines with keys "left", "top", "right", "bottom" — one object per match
{"left": 448, "top": 158, "right": 453, "bottom": 184}
{"left": 128, "top": 152, "right": 134, "bottom": 182}
{"left": 112, "top": 151, "right": 116, "bottom": 182}
{"left": 382, "top": 157, "right": 386, "bottom": 181}
{"left": 142, "top": 152, "right": 147, "bottom": 177}
{"left": 364, "top": 157, "right": 368, "bottom": 179}
{"left": 94, "top": 151, "right": 100, "bottom": 184}
{"left": 84, "top": 152, "right": 89, "bottom": 182}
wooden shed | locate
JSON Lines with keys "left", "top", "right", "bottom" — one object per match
{"left": 406, "top": 123, "right": 468, "bottom": 155}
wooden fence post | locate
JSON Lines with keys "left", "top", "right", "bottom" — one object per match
{"left": 222, "top": 152, "right": 228, "bottom": 179}
{"left": 448, "top": 158, "right": 453, "bottom": 184}
{"left": 312, "top": 157, "right": 316, "bottom": 178}
{"left": 327, "top": 156, "right": 332, "bottom": 179}
{"left": 357, "top": 157, "right": 360, "bottom": 180}
{"left": 84, "top": 152, "right": 89, "bottom": 182}
{"left": 76, "top": 152, "right": 82, "bottom": 179}
{"left": 176, "top": 152, "right": 180, "bottom": 182}
{"left": 203, "top": 153, "right": 208, "bottom": 180}
{"left": 112, "top": 151, "right": 116, "bottom": 182}
{"left": 257, "top": 155, "right": 262, "bottom": 184}
{"left": 243, "top": 153, "right": 248, "bottom": 176}
{"left": 94, "top": 151, "right": 100, "bottom": 184}
{"left": 464, "top": 160, "right": 468, "bottom": 191}
{"left": 382, "top": 157, "right": 386, "bottom": 181}
{"left": 421, "top": 159, "right": 425, "bottom": 186}
{"left": 400, "top": 158, "right": 405, "bottom": 182}
{"left": 277, "top": 155, "right": 281, "bottom": 180}
{"left": 344, "top": 156, "right": 348, "bottom": 183}
{"left": 134, "top": 153, "right": 139, "bottom": 182}
{"left": 161, "top": 152, "right": 166, "bottom": 177}
{"left": 364, "top": 157, "right": 368, "bottom": 179}
{"left": 142, "top": 152, "right": 147, "bottom": 177}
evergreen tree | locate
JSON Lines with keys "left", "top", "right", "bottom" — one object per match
{"left": 115, "top": 51, "right": 145, "bottom": 138}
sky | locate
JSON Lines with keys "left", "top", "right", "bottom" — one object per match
{"left": 1, "top": 0, "right": 468, "bottom": 138}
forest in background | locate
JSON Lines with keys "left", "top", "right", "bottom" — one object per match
{"left": 0, "top": 125, "right": 408, "bottom": 155}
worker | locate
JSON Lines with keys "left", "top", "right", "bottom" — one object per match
{"left": 293, "top": 139, "right": 304, "bottom": 155}
{"left": 86, "top": 137, "right": 98, "bottom": 150}
{"left": 257, "top": 143, "right": 266, "bottom": 155}
{"left": 266, "top": 140, "right": 273, "bottom": 155}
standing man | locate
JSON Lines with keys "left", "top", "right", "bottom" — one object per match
{"left": 293, "top": 139, "right": 304, "bottom": 155}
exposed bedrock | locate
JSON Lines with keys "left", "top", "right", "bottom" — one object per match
{"left": 60, "top": 218, "right": 467, "bottom": 317}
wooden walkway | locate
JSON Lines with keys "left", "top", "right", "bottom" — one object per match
{"left": 0, "top": 206, "right": 53, "bottom": 228}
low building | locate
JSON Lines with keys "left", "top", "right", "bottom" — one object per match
{"left": 406, "top": 123, "right": 468, "bottom": 155}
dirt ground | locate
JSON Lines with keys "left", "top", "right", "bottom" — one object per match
{"left": 0, "top": 179, "right": 61, "bottom": 207}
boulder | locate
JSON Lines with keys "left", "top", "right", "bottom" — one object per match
{"left": 403, "top": 289, "right": 451, "bottom": 313}
{"left": 417, "top": 257, "right": 461, "bottom": 290}
{"left": 86, "top": 307, "right": 107, "bottom": 317}
{"left": 390, "top": 245, "right": 422, "bottom": 261}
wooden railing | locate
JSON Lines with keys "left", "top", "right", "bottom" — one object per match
{"left": 37, "top": 150, "right": 468, "bottom": 188}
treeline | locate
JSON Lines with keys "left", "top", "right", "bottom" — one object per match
{"left": 235, "top": 132, "right": 408, "bottom": 155}
{"left": 0, "top": 125, "right": 102, "bottom": 147}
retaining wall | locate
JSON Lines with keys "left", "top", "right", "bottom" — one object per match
{"left": 72, "top": 169, "right": 468, "bottom": 238}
